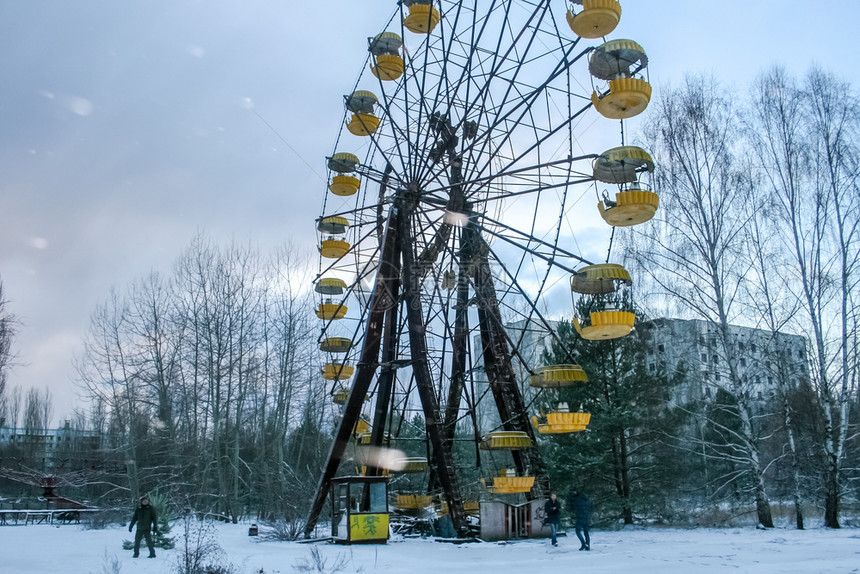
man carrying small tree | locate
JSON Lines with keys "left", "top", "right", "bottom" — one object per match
{"left": 129, "top": 495, "right": 158, "bottom": 558}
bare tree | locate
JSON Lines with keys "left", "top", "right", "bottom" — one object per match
{"left": 76, "top": 288, "right": 144, "bottom": 502}
{"left": 5, "top": 385, "right": 22, "bottom": 430}
{"left": 23, "top": 387, "right": 53, "bottom": 432}
{"left": 0, "top": 277, "right": 17, "bottom": 423}
{"left": 743, "top": 204, "right": 808, "bottom": 528}
{"left": 74, "top": 233, "right": 323, "bottom": 518}
{"left": 633, "top": 75, "right": 775, "bottom": 526}
{"left": 127, "top": 272, "right": 182, "bottom": 445}
{"left": 747, "top": 66, "right": 860, "bottom": 527}
{"left": 256, "top": 243, "right": 318, "bottom": 518}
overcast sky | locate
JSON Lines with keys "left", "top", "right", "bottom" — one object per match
{"left": 1, "top": 1, "right": 857, "bottom": 423}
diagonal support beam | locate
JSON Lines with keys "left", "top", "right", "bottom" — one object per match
{"left": 303, "top": 214, "right": 400, "bottom": 538}
{"left": 399, "top": 206, "right": 469, "bottom": 537}
{"left": 467, "top": 221, "right": 546, "bottom": 495}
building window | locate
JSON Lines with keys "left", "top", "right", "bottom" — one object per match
{"left": 751, "top": 343, "right": 757, "bottom": 354}
{"left": 713, "top": 355, "right": 719, "bottom": 364}
{"left": 715, "top": 372, "right": 721, "bottom": 381}
{"left": 701, "top": 353, "right": 707, "bottom": 362}
{"left": 658, "top": 344, "right": 665, "bottom": 353}
{"left": 740, "top": 358, "right": 746, "bottom": 367}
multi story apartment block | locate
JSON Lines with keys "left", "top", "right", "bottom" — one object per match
{"left": 471, "top": 317, "right": 809, "bottom": 416}
{"left": 639, "top": 318, "right": 810, "bottom": 408}
{"left": 0, "top": 420, "right": 101, "bottom": 471}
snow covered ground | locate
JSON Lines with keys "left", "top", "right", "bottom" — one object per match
{"left": 3, "top": 521, "right": 859, "bottom": 574}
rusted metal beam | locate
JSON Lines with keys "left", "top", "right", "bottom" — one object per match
{"left": 469, "top": 224, "right": 546, "bottom": 496}
{"left": 399, "top": 206, "right": 469, "bottom": 537}
{"left": 303, "top": 213, "right": 400, "bottom": 538}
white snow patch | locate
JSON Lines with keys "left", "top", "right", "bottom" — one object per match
{"left": 1, "top": 523, "right": 858, "bottom": 574}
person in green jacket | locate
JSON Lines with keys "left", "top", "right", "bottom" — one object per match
{"left": 129, "top": 495, "right": 158, "bottom": 558}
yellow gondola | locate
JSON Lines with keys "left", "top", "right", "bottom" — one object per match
{"left": 329, "top": 175, "right": 361, "bottom": 197}
{"left": 570, "top": 263, "right": 635, "bottom": 339}
{"left": 530, "top": 364, "right": 588, "bottom": 387}
{"left": 318, "top": 216, "right": 351, "bottom": 259}
{"left": 352, "top": 419, "right": 370, "bottom": 436}
{"left": 479, "top": 431, "right": 533, "bottom": 450}
{"left": 322, "top": 362, "right": 354, "bottom": 380}
{"left": 403, "top": 1, "right": 440, "bottom": 34}
{"left": 589, "top": 39, "right": 651, "bottom": 119}
{"left": 598, "top": 184, "right": 659, "bottom": 227}
{"left": 593, "top": 146, "right": 659, "bottom": 226}
{"left": 566, "top": 0, "right": 621, "bottom": 39}
{"left": 369, "top": 32, "right": 404, "bottom": 81}
{"left": 371, "top": 54, "right": 405, "bottom": 81}
{"left": 593, "top": 145, "right": 654, "bottom": 184}
{"left": 570, "top": 263, "right": 631, "bottom": 294}
{"left": 532, "top": 410, "right": 592, "bottom": 434}
{"left": 346, "top": 91, "right": 380, "bottom": 136}
{"left": 327, "top": 152, "right": 360, "bottom": 174}
{"left": 319, "top": 239, "right": 350, "bottom": 259}
{"left": 315, "top": 277, "right": 347, "bottom": 296}
{"left": 482, "top": 469, "right": 536, "bottom": 494}
{"left": 333, "top": 387, "right": 350, "bottom": 404}
{"left": 320, "top": 337, "right": 352, "bottom": 353}
{"left": 357, "top": 431, "right": 393, "bottom": 446}
{"left": 347, "top": 114, "right": 380, "bottom": 137}
{"left": 435, "top": 500, "right": 480, "bottom": 515}
{"left": 317, "top": 216, "right": 350, "bottom": 235}
{"left": 316, "top": 302, "right": 348, "bottom": 320}
{"left": 574, "top": 309, "right": 635, "bottom": 340}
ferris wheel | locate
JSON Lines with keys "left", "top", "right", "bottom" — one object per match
{"left": 305, "top": 0, "right": 656, "bottom": 538}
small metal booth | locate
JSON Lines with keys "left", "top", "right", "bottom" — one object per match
{"left": 331, "top": 476, "right": 389, "bottom": 544}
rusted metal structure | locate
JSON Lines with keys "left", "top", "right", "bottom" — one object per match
{"left": 306, "top": 0, "right": 654, "bottom": 540}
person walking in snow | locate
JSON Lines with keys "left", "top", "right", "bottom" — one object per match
{"left": 129, "top": 495, "right": 158, "bottom": 558}
{"left": 544, "top": 492, "right": 561, "bottom": 546}
{"left": 569, "top": 489, "right": 592, "bottom": 551}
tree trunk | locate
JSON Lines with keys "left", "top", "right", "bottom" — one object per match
{"left": 783, "top": 398, "right": 804, "bottom": 529}
{"left": 824, "top": 457, "right": 840, "bottom": 528}
{"left": 619, "top": 428, "right": 633, "bottom": 525}
{"left": 753, "top": 475, "right": 774, "bottom": 528}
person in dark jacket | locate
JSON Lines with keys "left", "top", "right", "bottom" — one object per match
{"left": 543, "top": 492, "right": 561, "bottom": 546}
{"left": 569, "top": 489, "right": 592, "bottom": 551}
{"left": 129, "top": 495, "right": 158, "bottom": 558}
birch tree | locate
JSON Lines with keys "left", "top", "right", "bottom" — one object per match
{"left": 76, "top": 289, "right": 145, "bottom": 502}
{"left": 633, "top": 75, "right": 775, "bottom": 527}
{"left": 748, "top": 66, "right": 860, "bottom": 527}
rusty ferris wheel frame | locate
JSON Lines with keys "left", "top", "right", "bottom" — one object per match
{"left": 305, "top": 0, "right": 604, "bottom": 537}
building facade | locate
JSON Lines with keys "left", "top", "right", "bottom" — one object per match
{"left": 0, "top": 420, "right": 101, "bottom": 471}
{"left": 639, "top": 318, "right": 810, "bottom": 408}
